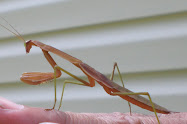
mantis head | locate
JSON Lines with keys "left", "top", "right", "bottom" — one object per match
{"left": 25, "top": 40, "right": 34, "bottom": 53}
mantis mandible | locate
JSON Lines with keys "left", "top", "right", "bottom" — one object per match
{"left": 0, "top": 18, "right": 173, "bottom": 124}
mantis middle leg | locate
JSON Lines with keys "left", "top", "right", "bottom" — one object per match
{"left": 53, "top": 65, "right": 95, "bottom": 110}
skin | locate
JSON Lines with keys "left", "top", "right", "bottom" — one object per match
{"left": 0, "top": 97, "right": 186, "bottom": 124}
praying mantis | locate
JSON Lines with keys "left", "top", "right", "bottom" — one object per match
{"left": 0, "top": 18, "right": 173, "bottom": 124}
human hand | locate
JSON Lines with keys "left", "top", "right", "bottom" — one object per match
{"left": 0, "top": 97, "right": 186, "bottom": 124}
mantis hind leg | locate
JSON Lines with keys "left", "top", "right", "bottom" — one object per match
{"left": 51, "top": 65, "right": 58, "bottom": 110}
{"left": 112, "top": 92, "right": 160, "bottom": 124}
{"left": 110, "top": 62, "right": 132, "bottom": 115}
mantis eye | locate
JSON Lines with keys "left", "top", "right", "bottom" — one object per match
{"left": 24, "top": 42, "right": 26, "bottom": 47}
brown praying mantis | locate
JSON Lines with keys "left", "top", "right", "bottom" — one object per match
{"left": 0, "top": 18, "right": 174, "bottom": 124}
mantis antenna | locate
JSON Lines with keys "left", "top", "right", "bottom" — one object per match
{"left": 0, "top": 17, "right": 26, "bottom": 46}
